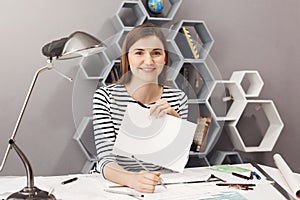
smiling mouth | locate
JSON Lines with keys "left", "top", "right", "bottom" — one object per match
{"left": 138, "top": 67, "right": 156, "bottom": 72}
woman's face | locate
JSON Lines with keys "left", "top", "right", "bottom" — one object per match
{"left": 127, "top": 35, "right": 166, "bottom": 83}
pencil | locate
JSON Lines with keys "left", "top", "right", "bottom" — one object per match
{"left": 104, "top": 188, "right": 144, "bottom": 199}
{"left": 216, "top": 183, "right": 256, "bottom": 187}
{"left": 131, "top": 155, "right": 167, "bottom": 189}
{"left": 232, "top": 172, "right": 251, "bottom": 180}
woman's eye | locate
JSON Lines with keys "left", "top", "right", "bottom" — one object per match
{"left": 134, "top": 51, "right": 143, "bottom": 55}
{"left": 152, "top": 51, "right": 162, "bottom": 56}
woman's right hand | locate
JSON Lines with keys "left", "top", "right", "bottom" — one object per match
{"left": 128, "top": 171, "right": 163, "bottom": 193}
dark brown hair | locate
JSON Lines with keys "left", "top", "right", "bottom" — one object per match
{"left": 118, "top": 23, "right": 170, "bottom": 85}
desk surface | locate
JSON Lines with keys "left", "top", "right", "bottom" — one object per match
{"left": 0, "top": 164, "right": 287, "bottom": 200}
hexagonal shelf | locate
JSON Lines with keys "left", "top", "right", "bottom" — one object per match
{"left": 140, "top": 0, "right": 182, "bottom": 24}
{"left": 207, "top": 81, "right": 247, "bottom": 121}
{"left": 73, "top": 117, "right": 98, "bottom": 172}
{"left": 187, "top": 103, "right": 221, "bottom": 156}
{"left": 104, "top": 31, "right": 123, "bottom": 61}
{"left": 104, "top": 60, "right": 121, "bottom": 85}
{"left": 230, "top": 70, "right": 264, "bottom": 98}
{"left": 72, "top": 66, "right": 101, "bottom": 127}
{"left": 169, "top": 20, "right": 214, "bottom": 60}
{"left": 174, "top": 61, "right": 215, "bottom": 101}
{"left": 226, "top": 100, "right": 284, "bottom": 152}
{"left": 112, "top": 0, "right": 146, "bottom": 31}
{"left": 166, "top": 40, "right": 184, "bottom": 81}
{"left": 209, "top": 151, "right": 243, "bottom": 165}
{"left": 188, "top": 154, "right": 210, "bottom": 167}
{"left": 80, "top": 51, "right": 111, "bottom": 80}
{"left": 111, "top": 29, "right": 130, "bottom": 60}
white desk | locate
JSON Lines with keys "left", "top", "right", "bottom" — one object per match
{"left": 0, "top": 164, "right": 287, "bottom": 200}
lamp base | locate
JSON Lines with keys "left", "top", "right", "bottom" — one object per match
{"left": 6, "top": 186, "right": 56, "bottom": 200}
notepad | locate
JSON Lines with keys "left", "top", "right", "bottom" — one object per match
{"left": 112, "top": 103, "right": 197, "bottom": 172}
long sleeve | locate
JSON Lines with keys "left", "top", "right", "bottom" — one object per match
{"left": 92, "top": 87, "right": 116, "bottom": 176}
{"left": 178, "top": 91, "right": 188, "bottom": 120}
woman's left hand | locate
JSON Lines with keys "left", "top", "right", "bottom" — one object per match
{"left": 149, "top": 99, "right": 180, "bottom": 118}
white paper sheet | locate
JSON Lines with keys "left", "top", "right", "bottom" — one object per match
{"left": 273, "top": 154, "right": 300, "bottom": 199}
{"left": 112, "top": 103, "right": 197, "bottom": 172}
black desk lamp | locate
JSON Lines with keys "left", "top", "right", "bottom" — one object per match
{"left": 0, "top": 31, "right": 106, "bottom": 200}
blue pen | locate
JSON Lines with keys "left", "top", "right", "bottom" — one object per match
{"left": 252, "top": 171, "right": 261, "bottom": 180}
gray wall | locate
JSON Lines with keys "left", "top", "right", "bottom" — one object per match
{"left": 0, "top": 0, "right": 299, "bottom": 176}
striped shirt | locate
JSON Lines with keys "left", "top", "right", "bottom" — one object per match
{"left": 92, "top": 84, "right": 188, "bottom": 177}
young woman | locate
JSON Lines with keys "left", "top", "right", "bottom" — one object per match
{"left": 93, "top": 23, "right": 188, "bottom": 193}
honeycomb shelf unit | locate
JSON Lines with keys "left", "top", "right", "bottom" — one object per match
{"left": 112, "top": 0, "right": 146, "bottom": 31}
{"left": 226, "top": 99, "right": 284, "bottom": 152}
{"left": 80, "top": 51, "right": 111, "bottom": 80}
{"left": 173, "top": 60, "right": 215, "bottom": 101}
{"left": 207, "top": 80, "right": 247, "bottom": 121}
{"left": 209, "top": 151, "right": 243, "bottom": 165}
{"left": 141, "top": 0, "right": 182, "bottom": 24}
{"left": 230, "top": 70, "right": 264, "bottom": 98}
{"left": 73, "top": 117, "right": 97, "bottom": 173}
{"left": 169, "top": 19, "right": 214, "bottom": 61}
{"left": 72, "top": 0, "right": 284, "bottom": 172}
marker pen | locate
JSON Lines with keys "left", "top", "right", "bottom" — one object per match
{"left": 61, "top": 177, "right": 78, "bottom": 185}
{"left": 232, "top": 172, "right": 251, "bottom": 180}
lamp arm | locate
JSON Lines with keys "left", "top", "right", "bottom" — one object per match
{"left": 9, "top": 139, "right": 34, "bottom": 188}
{"left": 0, "top": 61, "right": 52, "bottom": 172}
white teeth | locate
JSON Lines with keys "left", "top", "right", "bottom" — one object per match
{"left": 140, "top": 67, "right": 155, "bottom": 71}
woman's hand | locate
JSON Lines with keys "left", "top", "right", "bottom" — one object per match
{"left": 128, "top": 171, "right": 162, "bottom": 193}
{"left": 150, "top": 99, "right": 180, "bottom": 118}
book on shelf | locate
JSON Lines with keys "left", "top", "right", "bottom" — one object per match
{"left": 192, "top": 116, "right": 212, "bottom": 152}
{"left": 106, "top": 65, "right": 121, "bottom": 85}
{"left": 181, "top": 64, "right": 203, "bottom": 98}
{"left": 181, "top": 26, "right": 203, "bottom": 59}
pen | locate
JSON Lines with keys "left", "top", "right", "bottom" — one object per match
{"left": 232, "top": 172, "right": 250, "bottom": 180}
{"left": 216, "top": 183, "right": 256, "bottom": 187}
{"left": 252, "top": 171, "right": 261, "bottom": 180}
{"left": 104, "top": 189, "right": 144, "bottom": 200}
{"left": 61, "top": 177, "right": 78, "bottom": 185}
{"left": 161, "top": 180, "right": 208, "bottom": 185}
{"left": 131, "top": 155, "right": 167, "bottom": 189}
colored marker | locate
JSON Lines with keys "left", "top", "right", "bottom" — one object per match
{"left": 232, "top": 172, "right": 251, "bottom": 180}
{"left": 216, "top": 183, "right": 256, "bottom": 187}
{"left": 253, "top": 171, "right": 261, "bottom": 180}
{"left": 61, "top": 177, "right": 78, "bottom": 185}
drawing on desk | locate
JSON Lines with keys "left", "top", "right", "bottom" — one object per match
{"left": 209, "top": 165, "right": 250, "bottom": 174}
{"left": 198, "top": 191, "right": 248, "bottom": 200}
{"left": 112, "top": 102, "right": 197, "bottom": 172}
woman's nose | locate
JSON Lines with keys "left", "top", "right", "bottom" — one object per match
{"left": 143, "top": 52, "right": 154, "bottom": 65}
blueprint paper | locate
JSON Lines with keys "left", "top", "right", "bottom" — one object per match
{"left": 112, "top": 103, "right": 197, "bottom": 172}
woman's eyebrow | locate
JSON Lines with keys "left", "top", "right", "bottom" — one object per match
{"left": 130, "top": 48, "right": 164, "bottom": 52}
{"left": 152, "top": 48, "right": 164, "bottom": 51}
{"left": 134, "top": 48, "right": 145, "bottom": 51}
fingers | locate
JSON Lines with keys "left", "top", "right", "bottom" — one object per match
{"left": 150, "top": 99, "right": 180, "bottom": 118}
{"left": 143, "top": 174, "right": 161, "bottom": 186}
{"left": 134, "top": 171, "right": 162, "bottom": 193}
{"left": 149, "top": 99, "right": 168, "bottom": 118}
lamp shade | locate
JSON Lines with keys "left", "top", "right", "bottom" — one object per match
{"left": 60, "top": 31, "right": 106, "bottom": 59}
{"left": 42, "top": 31, "right": 106, "bottom": 60}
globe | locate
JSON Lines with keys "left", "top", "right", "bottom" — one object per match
{"left": 147, "top": 0, "right": 164, "bottom": 14}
